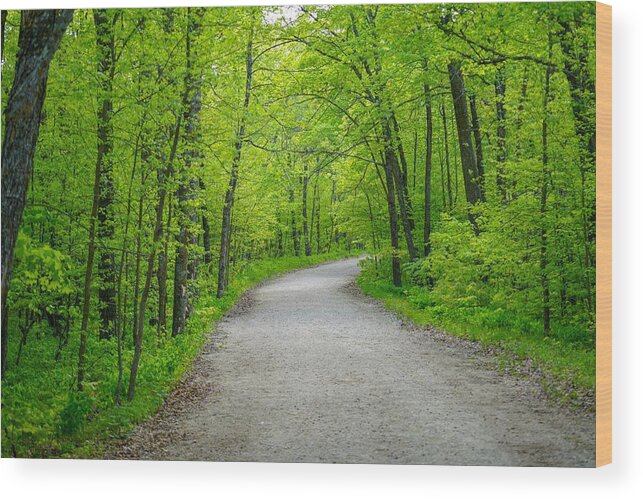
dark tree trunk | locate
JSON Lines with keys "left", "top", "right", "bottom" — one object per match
{"left": 315, "top": 181, "right": 321, "bottom": 254}
{"left": 1, "top": 11, "right": 6, "bottom": 62}
{"left": 302, "top": 163, "right": 311, "bottom": 257}
{"left": 447, "top": 61, "right": 481, "bottom": 232}
{"left": 494, "top": 65, "right": 508, "bottom": 203}
{"left": 1, "top": 9, "right": 72, "bottom": 378}
{"left": 172, "top": 7, "right": 205, "bottom": 333}
{"left": 127, "top": 151, "right": 171, "bottom": 402}
{"left": 382, "top": 161, "right": 402, "bottom": 287}
{"left": 94, "top": 9, "right": 117, "bottom": 340}
{"left": 157, "top": 195, "right": 171, "bottom": 339}
{"left": 202, "top": 204, "right": 212, "bottom": 267}
{"left": 540, "top": 38, "right": 554, "bottom": 337}
{"left": 468, "top": 93, "right": 485, "bottom": 202}
{"left": 127, "top": 110, "right": 180, "bottom": 398}
{"left": 383, "top": 119, "right": 418, "bottom": 261}
{"left": 423, "top": 83, "right": 433, "bottom": 259}
{"left": 289, "top": 187, "right": 300, "bottom": 256}
{"left": 78, "top": 106, "right": 103, "bottom": 391}
{"left": 217, "top": 28, "right": 253, "bottom": 297}
{"left": 391, "top": 113, "right": 415, "bottom": 233}
{"left": 132, "top": 177, "right": 144, "bottom": 345}
{"left": 440, "top": 101, "right": 453, "bottom": 210}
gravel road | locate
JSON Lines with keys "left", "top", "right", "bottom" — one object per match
{"left": 112, "top": 258, "right": 595, "bottom": 466}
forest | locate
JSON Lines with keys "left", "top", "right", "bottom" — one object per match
{"left": 1, "top": 2, "right": 596, "bottom": 458}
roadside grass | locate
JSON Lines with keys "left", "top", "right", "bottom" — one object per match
{"left": 1, "top": 251, "right": 354, "bottom": 458}
{"left": 356, "top": 274, "right": 596, "bottom": 409}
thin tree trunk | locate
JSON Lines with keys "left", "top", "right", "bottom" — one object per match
{"left": 440, "top": 101, "right": 453, "bottom": 210}
{"left": 132, "top": 177, "right": 144, "bottom": 344}
{"left": 315, "top": 182, "right": 321, "bottom": 254}
{"left": 77, "top": 116, "right": 103, "bottom": 391}
{"left": 383, "top": 119, "right": 418, "bottom": 261}
{"left": 217, "top": 26, "right": 254, "bottom": 297}
{"left": 201, "top": 181, "right": 212, "bottom": 267}
{"left": 127, "top": 161, "right": 170, "bottom": 402}
{"left": 382, "top": 161, "right": 402, "bottom": 287}
{"left": 172, "top": 7, "right": 205, "bottom": 332}
{"left": 302, "top": 163, "right": 311, "bottom": 257}
{"left": 540, "top": 36, "right": 554, "bottom": 337}
{"left": 469, "top": 93, "right": 486, "bottom": 202}
{"left": 1, "top": 9, "right": 73, "bottom": 378}
{"left": 94, "top": 9, "right": 118, "bottom": 340}
{"left": 391, "top": 113, "right": 415, "bottom": 233}
{"left": 494, "top": 65, "right": 508, "bottom": 203}
{"left": 423, "top": 82, "right": 433, "bottom": 259}
{"left": 289, "top": 187, "right": 300, "bottom": 256}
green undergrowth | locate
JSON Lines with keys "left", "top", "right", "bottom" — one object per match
{"left": 356, "top": 270, "right": 595, "bottom": 410}
{"left": 1, "top": 251, "right": 353, "bottom": 458}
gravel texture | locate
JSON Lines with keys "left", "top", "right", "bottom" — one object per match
{"left": 111, "top": 258, "right": 595, "bottom": 466}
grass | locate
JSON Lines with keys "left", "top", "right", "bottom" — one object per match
{"left": 1, "top": 251, "right": 354, "bottom": 458}
{"left": 356, "top": 274, "right": 596, "bottom": 409}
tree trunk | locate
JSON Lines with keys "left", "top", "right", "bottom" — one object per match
{"left": 201, "top": 180, "right": 212, "bottom": 267}
{"left": 383, "top": 119, "right": 418, "bottom": 261}
{"left": 302, "top": 163, "right": 311, "bottom": 257}
{"left": 127, "top": 157, "right": 170, "bottom": 402}
{"left": 494, "top": 65, "right": 508, "bottom": 203}
{"left": 391, "top": 113, "right": 415, "bottom": 233}
{"left": 382, "top": 161, "right": 402, "bottom": 287}
{"left": 77, "top": 110, "right": 103, "bottom": 391}
{"left": 423, "top": 83, "right": 433, "bottom": 259}
{"left": 289, "top": 187, "right": 300, "bottom": 256}
{"left": 1, "top": 9, "right": 72, "bottom": 378}
{"left": 540, "top": 38, "right": 554, "bottom": 337}
{"left": 447, "top": 61, "right": 481, "bottom": 232}
{"left": 217, "top": 27, "right": 254, "bottom": 297}
{"left": 172, "top": 7, "right": 205, "bottom": 332}
{"left": 468, "top": 93, "right": 486, "bottom": 202}
{"left": 94, "top": 9, "right": 118, "bottom": 340}
{"left": 440, "top": 101, "right": 453, "bottom": 210}
{"left": 315, "top": 181, "right": 321, "bottom": 254}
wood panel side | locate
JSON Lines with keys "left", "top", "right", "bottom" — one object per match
{"left": 595, "top": 1, "right": 612, "bottom": 468}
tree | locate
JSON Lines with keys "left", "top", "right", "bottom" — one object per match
{"left": 1, "top": 9, "right": 73, "bottom": 378}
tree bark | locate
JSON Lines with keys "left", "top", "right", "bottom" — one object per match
{"left": 200, "top": 178, "right": 212, "bottom": 267}
{"left": 302, "top": 163, "right": 311, "bottom": 257}
{"left": 217, "top": 26, "right": 254, "bottom": 297}
{"left": 382, "top": 161, "right": 402, "bottom": 287}
{"left": 494, "top": 65, "right": 508, "bottom": 203}
{"left": 447, "top": 61, "right": 481, "bottom": 232}
{"left": 93, "top": 9, "right": 118, "bottom": 340}
{"left": 1, "top": 9, "right": 72, "bottom": 378}
{"left": 383, "top": 119, "right": 418, "bottom": 261}
{"left": 440, "top": 101, "right": 453, "bottom": 211}
{"left": 540, "top": 38, "right": 554, "bottom": 337}
{"left": 172, "top": 7, "right": 205, "bottom": 333}
{"left": 423, "top": 82, "right": 433, "bottom": 259}
{"left": 289, "top": 187, "right": 300, "bottom": 256}
{"left": 468, "top": 93, "right": 485, "bottom": 202}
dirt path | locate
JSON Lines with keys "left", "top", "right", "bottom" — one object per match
{"left": 112, "top": 258, "right": 595, "bottom": 466}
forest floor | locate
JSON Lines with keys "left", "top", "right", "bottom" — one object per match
{"left": 109, "top": 258, "right": 595, "bottom": 466}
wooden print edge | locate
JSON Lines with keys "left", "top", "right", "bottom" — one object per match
{"left": 595, "top": 1, "right": 612, "bottom": 468}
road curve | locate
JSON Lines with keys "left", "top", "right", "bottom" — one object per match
{"left": 113, "top": 258, "right": 595, "bottom": 466}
